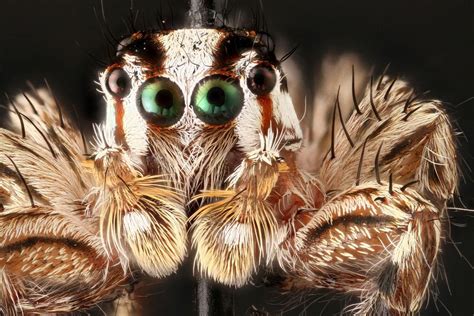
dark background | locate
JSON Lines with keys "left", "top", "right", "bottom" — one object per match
{"left": 0, "top": 0, "right": 472, "bottom": 315}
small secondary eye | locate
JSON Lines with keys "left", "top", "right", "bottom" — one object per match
{"left": 137, "top": 77, "right": 185, "bottom": 127}
{"left": 106, "top": 68, "right": 131, "bottom": 98}
{"left": 247, "top": 64, "right": 277, "bottom": 95}
{"left": 192, "top": 76, "right": 244, "bottom": 125}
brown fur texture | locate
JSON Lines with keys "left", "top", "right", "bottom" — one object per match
{"left": 0, "top": 31, "right": 459, "bottom": 314}
{"left": 277, "top": 74, "right": 457, "bottom": 314}
{"left": 0, "top": 90, "right": 129, "bottom": 314}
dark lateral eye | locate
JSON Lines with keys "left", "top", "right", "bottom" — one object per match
{"left": 192, "top": 76, "right": 244, "bottom": 125}
{"left": 137, "top": 77, "right": 185, "bottom": 127}
{"left": 247, "top": 65, "right": 277, "bottom": 95}
{"left": 106, "top": 68, "right": 131, "bottom": 98}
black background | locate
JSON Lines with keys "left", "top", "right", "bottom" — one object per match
{"left": 0, "top": 0, "right": 472, "bottom": 315}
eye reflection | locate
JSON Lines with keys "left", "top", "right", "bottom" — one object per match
{"left": 106, "top": 67, "right": 131, "bottom": 98}
{"left": 247, "top": 64, "right": 277, "bottom": 95}
{"left": 192, "top": 75, "right": 244, "bottom": 125}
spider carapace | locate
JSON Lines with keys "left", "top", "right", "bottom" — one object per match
{"left": 0, "top": 14, "right": 458, "bottom": 316}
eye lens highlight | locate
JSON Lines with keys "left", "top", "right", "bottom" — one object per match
{"left": 247, "top": 65, "right": 277, "bottom": 95}
{"left": 193, "top": 76, "right": 244, "bottom": 125}
{"left": 106, "top": 68, "right": 131, "bottom": 98}
{"left": 138, "top": 77, "right": 185, "bottom": 127}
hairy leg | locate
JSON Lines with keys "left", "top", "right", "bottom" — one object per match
{"left": 279, "top": 182, "right": 440, "bottom": 314}
{"left": 319, "top": 74, "right": 457, "bottom": 203}
{"left": 0, "top": 92, "right": 128, "bottom": 314}
{"left": 190, "top": 133, "right": 323, "bottom": 287}
{"left": 0, "top": 206, "right": 128, "bottom": 314}
{"left": 279, "top": 74, "right": 458, "bottom": 314}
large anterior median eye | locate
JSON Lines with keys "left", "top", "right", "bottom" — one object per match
{"left": 192, "top": 76, "right": 244, "bottom": 125}
{"left": 137, "top": 77, "right": 185, "bottom": 127}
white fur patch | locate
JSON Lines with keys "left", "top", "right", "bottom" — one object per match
{"left": 221, "top": 222, "right": 251, "bottom": 246}
{"left": 123, "top": 211, "right": 152, "bottom": 239}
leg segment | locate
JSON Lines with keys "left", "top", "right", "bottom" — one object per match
{"left": 0, "top": 207, "right": 128, "bottom": 314}
{"left": 278, "top": 182, "right": 440, "bottom": 314}
{"left": 88, "top": 125, "right": 187, "bottom": 278}
{"left": 320, "top": 75, "right": 457, "bottom": 203}
{"left": 280, "top": 75, "right": 458, "bottom": 314}
{"left": 0, "top": 99, "right": 129, "bottom": 313}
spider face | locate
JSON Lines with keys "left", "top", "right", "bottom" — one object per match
{"left": 99, "top": 28, "right": 302, "bottom": 203}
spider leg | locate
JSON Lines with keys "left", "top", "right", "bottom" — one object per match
{"left": 278, "top": 75, "right": 458, "bottom": 314}
{"left": 278, "top": 182, "right": 441, "bottom": 314}
{"left": 0, "top": 93, "right": 128, "bottom": 314}
{"left": 0, "top": 205, "right": 128, "bottom": 314}
{"left": 319, "top": 75, "right": 457, "bottom": 204}
{"left": 190, "top": 149, "right": 283, "bottom": 287}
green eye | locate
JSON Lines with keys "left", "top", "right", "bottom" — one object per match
{"left": 192, "top": 76, "right": 244, "bottom": 125}
{"left": 137, "top": 77, "right": 185, "bottom": 127}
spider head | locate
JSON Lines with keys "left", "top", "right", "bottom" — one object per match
{"left": 99, "top": 28, "right": 302, "bottom": 204}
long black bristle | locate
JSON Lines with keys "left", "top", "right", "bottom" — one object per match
{"left": 401, "top": 180, "right": 419, "bottom": 192}
{"left": 26, "top": 81, "right": 45, "bottom": 106}
{"left": 369, "top": 76, "right": 382, "bottom": 121}
{"left": 403, "top": 105, "right": 423, "bottom": 121}
{"left": 22, "top": 92, "right": 39, "bottom": 115}
{"left": 352, "top": 65, "right": 362, "bottom": 114}
{"left": 375, "top": 142, "right": 383, "bottom": 185}
{"left": 377, "top": 63, "right": 391, "bottom": 90}
{"left": 336, "top": 86, "right": 354, "bottom": 147}
{"left": 388, "top": 173, "right": 393, "bottom": 195}
{"left": 5, "top": 154, "right": 35, "bottom": 208}
{"left": 280, "top": 44, "right": 299, "bottom": 63}
{"left": 20, "top": 114, "right": 57, "bottom": 159}
{"left": 403, "top": 90, "right": 430, "bottom": 114}
{"left": 384, "top": 76, "right": 398, "bottom": 101}
{"left": 330, "top": 89, "right": 338, "bottom": 160}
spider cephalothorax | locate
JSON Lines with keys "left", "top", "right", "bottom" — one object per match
{"left": 99, "top": 28, "right": 301, "bottom": 196}
{"left": 0, "top": 3, "right": 459, "bottom": 315}
{"left": 97, "top": 27, "right": 310, "bottom": 287}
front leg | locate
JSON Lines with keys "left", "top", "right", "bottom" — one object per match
{"left": 0, "top": 205, "right": 128, "bottom": 314}
{"left": 279, "top": 182, "right": 440, "bottom": 314}
{"left": 278, "top": 75, "right": 458, "bottom": 314}
{"left": 0, "top": 87, "right": 186, "bottom": 313}
{"left": 0, "top": 93, "right": 128, "bottom": 314}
